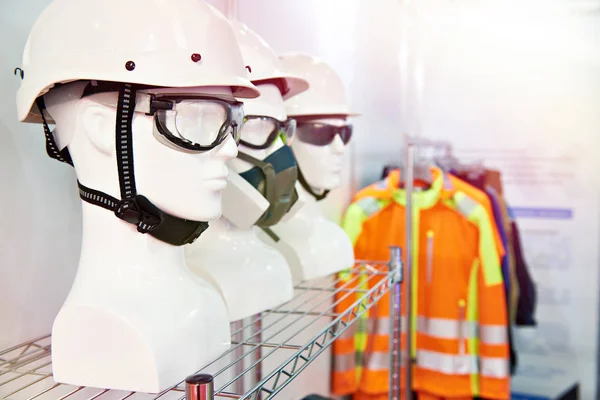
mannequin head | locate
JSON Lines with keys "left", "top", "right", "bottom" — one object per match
{"left": 46, "top": 82, "right": 238, "bottom": 221}
{"left": 228, "top": 21, "right": 307, "bottom": 172}
{"left": 291, "top": 117, "right": 348, "bottom": 190}
{"left": 280, "top": 53, "right": 357, "bottom": 193}
{"left": 229, "top": 83, "right": 286, "bottom": 173}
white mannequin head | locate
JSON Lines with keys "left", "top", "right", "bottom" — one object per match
{"left": 280, "top": 52, "right": 357, "bottom": 193}
{"left": 46, "top": 82, "right": 238, "bottom": 222}
{"left": 291, "top": 117, "right": 348, "bottom": 190}
{"left": 229, "top": 83, "right": 286, "bottom": 173}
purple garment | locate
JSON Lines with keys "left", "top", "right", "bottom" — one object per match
{"left": 485, "top": 187, "right": 511, "bottom": 301}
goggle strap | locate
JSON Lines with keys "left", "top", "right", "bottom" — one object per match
{"left": 297, "top": 166, "right": 330, "bottom": 201}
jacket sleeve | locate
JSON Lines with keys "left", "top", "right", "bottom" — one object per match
{"left": 332, "top": 200, "right": 372, "bottom": 395}
{"left": 332, "top": 196, "right": 390, "bottom": 395}
{"left": 454, "top": 192, "right": 510, "bottom": 399}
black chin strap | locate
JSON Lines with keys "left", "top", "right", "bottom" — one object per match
{"left": 36, "top": 97, "right": 74, "bottom": 166}
{"left": 36, "top": 83, "right": 208, "bottom": 246}
{"left": 297, "top": 167, "right": 329, "bottom": 201}
{"left": 78, "top": 181, "right": 209, "bottom": 245}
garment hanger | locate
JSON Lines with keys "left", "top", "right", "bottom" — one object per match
{"left": 398, "top": 146, "right": 433, "bottom": 189}
{"left": 434, "top": 143, "right": 459, "bottom": 172}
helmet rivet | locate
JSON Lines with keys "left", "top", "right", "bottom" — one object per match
{"left": 125, "top": 61, "right": 136, "bottom": 71}
{"left": 245, "top": 65, "right": 252, "bottom": 73}
{"left": 191, "top": 53, "right": 202, "bottom": 63}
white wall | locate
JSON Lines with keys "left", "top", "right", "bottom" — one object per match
{"left": 0, "top": 0, "right": 81, "bottom": 351}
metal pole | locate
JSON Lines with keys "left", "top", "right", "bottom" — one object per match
{"left": 231, "top": 321, "right": 245, "bottom": 395}
{"left": 251, "top": 314, "right": 262, "bottom": 400}
{"left": 186, "top": 374, "right": 214, "bottom": 400}
{"left": 388, "top": 247, "right": 403, "bottom": 400}
{"left": 404, "top": 143, "right": 415, "bottom": 400}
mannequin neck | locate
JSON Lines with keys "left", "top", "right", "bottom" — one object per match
{"left": 207, "top": 217, "right": 254, "bottom": 236}
{"left": 297, "top": 168, "right": 329, "bottom": 203}
{"left": 296, "top": 183, "right": 325, "bottom": 216}
{"left": 78, "top": 201, "right": 185, "bottom": 277}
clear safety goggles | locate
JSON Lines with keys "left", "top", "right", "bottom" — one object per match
{"left": 148, "top": 95, "right": 244, "bottom": 152}
{"left": 80, "top": 82, "right": 245, "bottom": 153}
{"left": 295, "top": 121, "right": 353, "bottom": 146}
{"left": 239, "top": 116, "right": 296, "bottom": 150}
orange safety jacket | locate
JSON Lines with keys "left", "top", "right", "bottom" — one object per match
{"left": 332, "top": 168, "right": 510, "bottom": 400}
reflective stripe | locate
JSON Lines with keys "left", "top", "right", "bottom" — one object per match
{"left": 467, "top": 259, "right": 480, "bottom": 395}
{"left": 356, "top": 197, "right": 382, "bottom": 217}
{"left": 355, "top": 318, "right": 368, "bottom": 353}
{"left": 454, "top": 193, "right": 479, "bottom": 218}
{"left": 454, "top": 191, "right": 504, "bottom": 286}
{"left": 426, "top": 231, "right": 434, "bottom": 283}
{"left": 334, "top": 353, "right": 355, "bottom": 373}
{"left": 356, "top": 317, "right": 368, "bottom": 334}
{"left": 415, "top": 316, "right": 506, "bottom": 345}
{"left": 356, "top": 350, "right": 365, "bottom": 370}
{"left": 471, "top": 204, "right": 504, "bottom": 286}
{"left": 480, "top": 325, "right": 508, "bottom": 345}
{"left": 416, "top": 316, "right": 477, "bottom": 340}
{"left": 416, "top": 350, "right": 509, "bottom": 378}
{"left": 368, "top": 316, "right": 408, "bottom": 335}
{"left": 417, "top": 349, "right": 475, "bottom": 375}
{"left": 365, "top": 351, "right": 389, "bottom": 370}
{"left": 481, "top": 357, "right": 510, "bottom": 378}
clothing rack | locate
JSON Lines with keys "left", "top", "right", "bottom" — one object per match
{"left": 403, "top": 136, "right": 454, "bottom": 400}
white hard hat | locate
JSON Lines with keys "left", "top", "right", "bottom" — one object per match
{"left": 16, "top": 0, "right": 260, "bottom": 123}
{"left": 230, "top": 22, "right": 308, "bottom": 100}
{"left": 279, "top": 52, "right": 358, "bottom": 118}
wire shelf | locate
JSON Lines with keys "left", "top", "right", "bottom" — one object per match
{"left": 0, "top": 260, "right": 394, "bottom": 400}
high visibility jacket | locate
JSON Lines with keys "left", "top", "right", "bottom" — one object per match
{"left": 332, "top": 168, "right": 510, "bottom": 400}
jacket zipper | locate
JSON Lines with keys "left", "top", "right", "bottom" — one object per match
{"left": 426, "top": 230, "right": 434, "bottom": 284}
{"left": 458, "top": 299, "right": 466, "bottom": 356}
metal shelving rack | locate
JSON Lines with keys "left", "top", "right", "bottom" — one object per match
{"left": 0, "top": 248, "right": 403, "bottom": 400}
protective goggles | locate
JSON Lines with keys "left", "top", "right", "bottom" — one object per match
{"left": 149, "top": 95, "right": 244, "bottom": 152}
{"left": 80, "top": 82, "right": 245, "bottom": 153}
{"left": 239, "top": 116, "right": 296, "bottom": 150}
{"left": 295, "top": 122, "right": 353, "bottom": 146}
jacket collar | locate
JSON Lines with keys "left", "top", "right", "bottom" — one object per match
{"left": 387, "top": 167, "right": 444, "bottom": 210}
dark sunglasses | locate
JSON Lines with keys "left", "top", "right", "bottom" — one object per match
{"left": 295, "top": 121, "right": 353, "bottom": 146}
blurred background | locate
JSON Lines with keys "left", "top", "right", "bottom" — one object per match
{"left": 1, "top": 0, "right": 599, "bottom": 398}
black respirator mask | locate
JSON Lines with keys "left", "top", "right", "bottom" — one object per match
{"left": 235, "top": 115, "right": 299, "bottom": 227}
{"left": 238, "top": 145, "right": 299, "bottom": 227}
{"left": 36, "top": 81, "right": 244, "bottom": 246}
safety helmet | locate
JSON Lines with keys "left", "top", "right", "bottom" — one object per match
{"left": 16, "top": 0, "right": 260, "bottom": 123}
{"left": 279, "top": 52, "right": 358, "bottom": 118}
{"left": 230, "top": 22, "right": 308, "bottom": 101}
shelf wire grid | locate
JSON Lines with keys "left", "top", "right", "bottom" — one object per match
{"left": 0, "top": 260, "right": 392, "bottom": 400}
